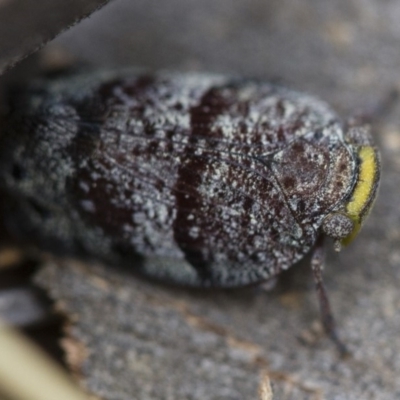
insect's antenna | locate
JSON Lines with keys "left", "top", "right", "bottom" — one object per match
{"left": 311, "top": 235, "right": 350, "bottom": 357}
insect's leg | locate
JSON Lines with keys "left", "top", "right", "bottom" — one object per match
{"left": 311, "top": 235, "right": 349, "bottom": 356}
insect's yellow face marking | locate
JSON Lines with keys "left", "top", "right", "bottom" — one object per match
{"left": 341, "top": 146, "right": 380, "bottom": 247}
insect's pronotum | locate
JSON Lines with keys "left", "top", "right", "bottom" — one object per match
{"left": 0, "top": 70, "right": 380, "bottom": 353}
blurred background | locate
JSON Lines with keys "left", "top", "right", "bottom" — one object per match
{"left": 1, "top": 1, "right": 400, "bottom": 399}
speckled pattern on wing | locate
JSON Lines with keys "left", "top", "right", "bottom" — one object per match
{"left": 0, "top": 71, "right": 358, "bottom": 286}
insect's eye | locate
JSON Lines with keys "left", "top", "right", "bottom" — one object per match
{"left": 322, "top": 212, "right": 354, "bottom": 251}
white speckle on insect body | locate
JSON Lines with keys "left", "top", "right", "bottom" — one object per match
{"left": 0, "top": 70, "right": 375, "bottom": 291}
{"left": 80, "top": 200, "right": 96, "bottom": 213}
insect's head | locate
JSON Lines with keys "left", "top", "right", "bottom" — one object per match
{"left": 322, "top": 125, "right": 380, "bottom": 251}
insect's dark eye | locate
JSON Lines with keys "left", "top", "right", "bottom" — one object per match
{"left": 11, "top": 163, "right": 26, "bottom": 181}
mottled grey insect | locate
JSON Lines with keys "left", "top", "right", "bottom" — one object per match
{"left": 0, "top": 70, "right": 380, "bottom": 353}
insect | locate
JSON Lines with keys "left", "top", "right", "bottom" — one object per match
{"left": 0, "top": 70, "right": 380, "bottom": 354}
